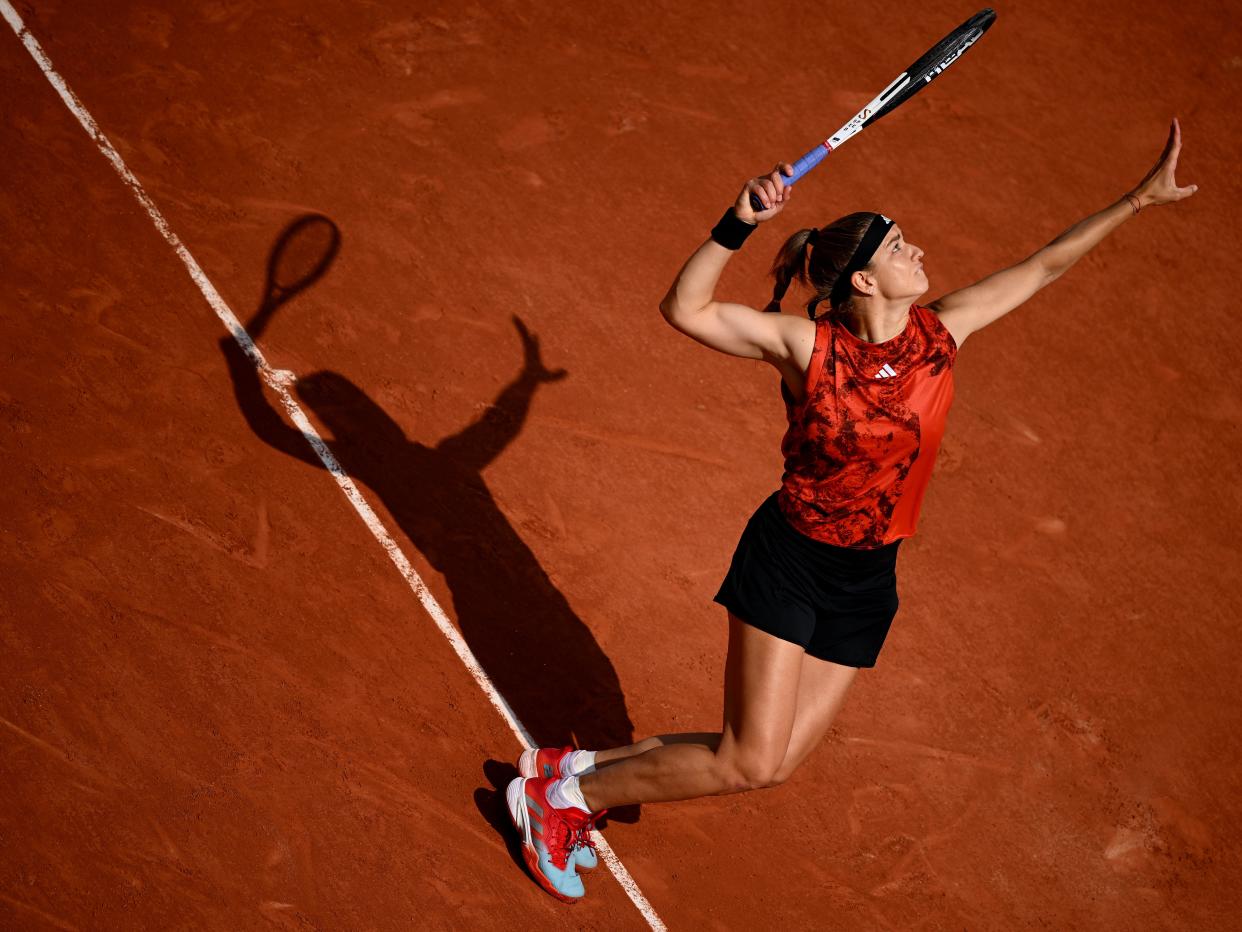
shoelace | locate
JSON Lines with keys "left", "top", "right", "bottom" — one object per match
{"left": 547, "top": 809, "right": 586, "bottom": 870}
{"left": 572, "top": 809, "right": 606, "bottom": 855}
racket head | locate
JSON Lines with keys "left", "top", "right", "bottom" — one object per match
{"left": 264, "top": 214, "right": 342, "bottom": 302}
{"left": 863, "top": 8, "right": 997, "bottom": 128}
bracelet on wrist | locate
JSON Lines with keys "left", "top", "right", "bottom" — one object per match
{"left": 710, "top": 209, "right": 757, "bottom": 250}
{"left": 1124, "top": 193, "right": 1142, "bottom": 215}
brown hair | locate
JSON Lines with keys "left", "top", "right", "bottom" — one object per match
{"left": 764, "top": 212, "right": 877, "bottom": 319}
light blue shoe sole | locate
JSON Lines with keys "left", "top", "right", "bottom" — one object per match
{"left": 505, "top": 777, "right": 585, "bottom": 902}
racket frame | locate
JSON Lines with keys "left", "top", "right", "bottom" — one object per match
{"left": 748, "top": 8, "right": 995, "bottom": 211}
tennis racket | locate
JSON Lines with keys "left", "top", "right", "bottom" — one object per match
{"left": 245, "top": 214, "right": 341, "bottom": 388}
{"left": 750, "top": 8, "right": 997, "bottom": 212}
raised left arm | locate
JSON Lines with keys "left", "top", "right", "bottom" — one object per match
{"left": 931, "top": 119, "right": 1198, "bottom": 348}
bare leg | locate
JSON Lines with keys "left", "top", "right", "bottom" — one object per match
{"left": 579, "top": 614, "right": 804, "bottom": 811}
{"left": 582, "top": 635, "right": 860, "bottom": 802}
{"left": 593, "top": 733, "right": 720, "bottom": 769}
{"left": 772, "top": 653, "right": 858, "bottom": 782}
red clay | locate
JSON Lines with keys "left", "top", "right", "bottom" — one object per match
{"left": 2, "top": 1, "right": 1239, "bottom": 928}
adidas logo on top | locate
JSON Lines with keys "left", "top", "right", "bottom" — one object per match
{"left": 874, "top": 363, "right": 897, "bottom": 379}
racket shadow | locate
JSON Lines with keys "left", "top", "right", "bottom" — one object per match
{"left": 219, "top": 215, "right": 638, "bottom": 802}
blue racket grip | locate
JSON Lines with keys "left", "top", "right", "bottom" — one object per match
{"left": 747, "top": 144, "right": 831, "bottom": 213}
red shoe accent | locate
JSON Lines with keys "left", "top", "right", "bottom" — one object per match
{"left": 507, "top": 776, "right": 592, "bottom": 902}
{"left": 518, "top": 746, "right": 575, "bottom": 780}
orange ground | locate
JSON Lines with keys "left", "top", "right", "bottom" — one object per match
{"left": 3, "top": 1, "right": 1240, "bottom": 928}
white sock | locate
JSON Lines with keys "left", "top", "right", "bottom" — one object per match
{"left": 547, "top": 775, "right": 592, "bottom": 813}
{"left": 563, "top": 750, "right": 597, "bottom": 777}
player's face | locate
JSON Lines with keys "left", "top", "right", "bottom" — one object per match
{"left": 870, "top": 225, "right": 928, "bottom": 299}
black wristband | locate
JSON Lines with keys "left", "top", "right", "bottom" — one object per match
{"left": 710, "top": 209, "right": 757, "bottom": 250}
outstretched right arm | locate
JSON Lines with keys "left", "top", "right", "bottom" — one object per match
{"left": 658, "top": 165, "right": 812, "bottom": 368}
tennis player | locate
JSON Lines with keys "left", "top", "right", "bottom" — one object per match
{"left": 505, "top": 119, "right": 1196, "bottom": 901}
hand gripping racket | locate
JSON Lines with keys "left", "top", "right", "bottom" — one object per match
{"left": 750, "top": 8, "right": 997, "bottom": 212}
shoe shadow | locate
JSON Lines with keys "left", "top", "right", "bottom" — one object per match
{"left": 220, "top": 214, "right": 639, "bottom": 803}
{"left": 476, "top": 759, "right": 526, "bottom": 874}
{"left": 595, "top": 804, "right": 639, "bottom": 827}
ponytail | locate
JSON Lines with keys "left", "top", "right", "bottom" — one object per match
{"left": 766, "top": 212, "right": 877, "bottom": 319}
{"left": 763, "top": 229, "right": 816, "bottom": 313}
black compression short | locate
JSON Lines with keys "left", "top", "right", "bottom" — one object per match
{"left": 713, "top": 492, "right": 902, "bottom": 668}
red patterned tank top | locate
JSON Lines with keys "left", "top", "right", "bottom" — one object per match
{"left": 777, "top": 304, "right": 957, "bottom": 549}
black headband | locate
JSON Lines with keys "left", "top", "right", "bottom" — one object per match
{"left": 828, "top": 213, "right": 894, "bottom": 306}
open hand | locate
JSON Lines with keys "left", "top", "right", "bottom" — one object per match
{"left": 734, "top": 163, "right": 795, "bottom": 223}
{"left": 1129, "top": 118, "right": 1198, "bottom": 209}
{"left": 513, "top": 316, "right": 567, "bottom": 383}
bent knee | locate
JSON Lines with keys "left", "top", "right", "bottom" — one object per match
{"left": 719, "top": 756, "right": 787, "bottom": 793}
{"left": 769, "top": 759, "right": 801, "bottom": 786}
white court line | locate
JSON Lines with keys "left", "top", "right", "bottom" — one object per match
{"left": 0, "top": 5, "right": 666, "bottom": 929}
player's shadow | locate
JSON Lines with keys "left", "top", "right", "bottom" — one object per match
{"left": 219, "top": 215, "right": 636, "bottom": 773}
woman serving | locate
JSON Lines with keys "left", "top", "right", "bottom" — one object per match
{"left": 505, "top": 119, "right": 1196, "bottom": 902}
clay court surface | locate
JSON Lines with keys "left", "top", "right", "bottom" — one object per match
{"left": 2, "top": 0, "right": 1240, "bottom": 928}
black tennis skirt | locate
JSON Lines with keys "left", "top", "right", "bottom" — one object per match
{"left": 713, "top": 492, "right": 901, "bottom": 668}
